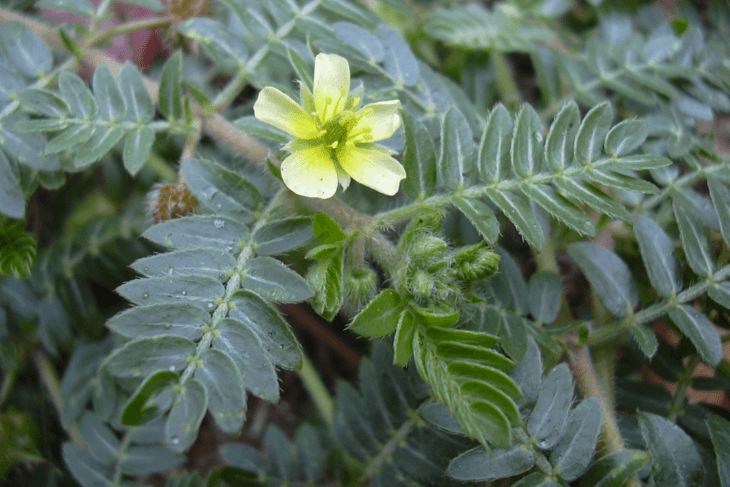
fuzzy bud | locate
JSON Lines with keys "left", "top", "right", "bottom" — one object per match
{"left": 409, "top": 235, "right": 448, "bottom": 265}
{"left": 407, "top": 268, "right": 436, "bottom": 301}
{"left": 345, "top": 266, "right": 378, "bottom": 306}
{"left": 452, "top": 243, "right": 500, "bottom": 281}
{"left": 148, "top": 183, "right": 196, "bottom": 222}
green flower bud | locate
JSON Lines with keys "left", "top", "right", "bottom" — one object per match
{"left": 407, "top": 268, "right": 436, "bottom": 301}
{"left": 409, "top": 235, "right": 449, "bottom": 264}
{"left": 452, "top": 243, "right": 500, "bottom": 281}
{"left": 345, "top": 266, "right": 378, "bottom": 305}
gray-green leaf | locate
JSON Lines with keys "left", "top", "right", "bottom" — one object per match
{"left": 667, "top": 305, "right": 722, "bottom": 366}
{"left": 402, "top": 110, "right": 436, "bottom": 200}
{"left": 511, "top": 104, "right": 543, "bottom": 177}
{"left": 142, "top": 215, "right": 250, "bottom": 252}
{"left": 165, "top": 378, "right": 207, "bottom": 453}
{"left": 527, "top": 363, "right": 572, "bottom": 449}
{"left": 568, "top": 242, "right": 638, "bottom": 318}
{"left": 241, "top": 256, "right": 314, "bottom": 303}
{"left": 575, "top": 102, "right": 612, "bottom": 166}
{"left": 103, "top": 336, "right": 196, "bottom": 378}
{"left": 544, "top": 100, "right": 579, "bottom": 171}
{"left": 439, "top": 106, "right": 475, "bottom": 191}
{"left": 550, "top": 397, "right": 602, "bottom": 481}
{"left": 194, "top": 349, "right": 246, "bottom": 434}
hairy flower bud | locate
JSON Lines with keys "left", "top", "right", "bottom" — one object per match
{"left": 452, "top": 243, "right": 500, "bottom": 281}
{"left": 408, "top": 268, "right": 436, "bottom": 301}
{"left": 409, "top": 235, "right": 449, "bottom": 265}
{"left": 345, "top": 266, "right": 378, "bottom": 306}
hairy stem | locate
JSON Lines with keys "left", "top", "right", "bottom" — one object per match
{"left": 667, "top": 355, "right": 701, "bottom": 423}
{"left": 567, "top": 347, "right": 641, "bottom": 487}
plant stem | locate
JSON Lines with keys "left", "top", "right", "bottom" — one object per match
{"left": 491, "top": 51, "right": 522, "bottom": 110}
{"left": 31, "top": 349, "right": 85, "bottom": 447}
{"left": 567, "top": 347, "right": 641, "bottom": 487}
{"left": 667, "top": 355, "right": 700, "bottom": 423}
{"left": 297, "top": 353, "right": 333, "bottom": 427}
{"left": 85, "top": 15, "right": 174, "bottom": 48}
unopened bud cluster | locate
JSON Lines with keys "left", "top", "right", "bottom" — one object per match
{"left": 342, "top": 266, "right": 379, "bottom": 316}
{"left": 398, "top": 219, "right": 499, "bottom": 306}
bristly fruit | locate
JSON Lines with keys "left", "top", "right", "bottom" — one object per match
{"left": 147, "top": 182, "right": 197, "bottom": 222}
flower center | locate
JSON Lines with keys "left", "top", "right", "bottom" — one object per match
{"left": 320, "top": 111, "right": 357, "bottom": 149}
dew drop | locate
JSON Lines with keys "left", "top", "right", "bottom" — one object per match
{"left": 226, "top": 246, "right": 234, "bottom": 253}
{"left": 181, "top": 290, "right": 187, "bottom": 296}
{"left": 216, "top": 203, "right": 222, "bottom": 209}
{"left": 169, "top": 365, "right": 176, "bottom": 371}
{"left": 534, "top": 132, "right": 544, "bottom": 143}
{"left": 142, "top": 292, "right": 149, "bottom": 299}
{"left": 218, "top": 273, "right": 226, "bottom": 280}
{"left": 207, "top": 302, "right": 214, "bottom": 309}
{"left": 217, "top": 412, "right": 225, "bottom": 419}
{"left": 168, "top": 267, "right": 174, "bottom": 275}
{"left": 214, "top": 219, "right": 225, "bottom": 228}
{"left": 169, "top": 436, "right": 180, "bottom": 445}
{"left": 143, "top": 266, "right": 149, "bottom": 272}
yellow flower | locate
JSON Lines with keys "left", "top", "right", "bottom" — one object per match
{"left": 253, "top": 53, "right": 406, "bottom": 199}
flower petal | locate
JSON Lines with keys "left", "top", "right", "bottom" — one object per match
{"left": 313, "top": 53, "right": 350, "bottom": 124}
{"left": 336, "top": 142, "right": 406, "bottom": 196}
{"left": 254, "top": 87, "right": 320, "bottom": 139}
{"left": 350, "top": 100, "right": 402, "bottom": 143}
{"left": 281, "top": 145, "right": 338, "bottom": 199}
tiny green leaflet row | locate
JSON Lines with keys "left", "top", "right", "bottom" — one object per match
{"left": 567, "top": 192, "right": 730, "bottom": 365}
{"left": 101, "top": 159, "right": 314, "bottom": 453}
{"left": 431, "top": 101, "right": 671, "bottom": 250}
{"left": 14, "top": 53, "right": 189, "bottom": 175}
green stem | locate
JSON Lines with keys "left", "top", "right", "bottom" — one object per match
{"left": 145, "top": 151, "right": 178, "bottom": 182}
{"left": 112, "top": 430, "right": 135, "bottom": 485}
{"left": 297, "top": 354, "right": 333, "bottom": 427}
{"left": 86, "top": 16, "right": 174, "bottom": 48}
{"left": 31, "top": 349, "right": 85, "bottom": 447}
{"left": 568, "top": 347, "right": 641, "bottom": 487}
{"left": 667, "top": 355, "right": 701, "bottom": 423}
{"left": 491, "top": 51, "right": 522, "bottom": 110}
{"left": 591, "top": 290, "right": 616, "bottom": 411}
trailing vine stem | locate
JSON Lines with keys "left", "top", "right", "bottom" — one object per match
{"left": 178, "top": 188, "right": 287, "bottom": 385}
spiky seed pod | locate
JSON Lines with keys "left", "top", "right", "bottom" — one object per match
{"left": 147, "top": 182, "right": 197, "bottom": 223}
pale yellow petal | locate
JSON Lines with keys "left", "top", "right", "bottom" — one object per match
{"left": 336, "top": 142, "right": 406, "bottom": 196}
{"left": 313, "top": 53, "right": 350, "bottom": 124}
{"left": 281, "top": 145, "right": 338, "bottom": 199}
{"left": 350, "top": 100, "right": 402, "bottom": 143}
{"left": 254, "top": 87, "right": 320, "bottom": 139}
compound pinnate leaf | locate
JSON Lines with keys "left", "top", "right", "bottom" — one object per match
{"left": 486, "top": 189, "right": 544, "bottom": 249}
{"left": 0, "top": 23, "right": 52, "bottom": 78}
{"left": 92, "top": 64, "right": 126, "bottom": 121}
{"left": 165, "top": 378, "right": 208, "bottom": 453}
